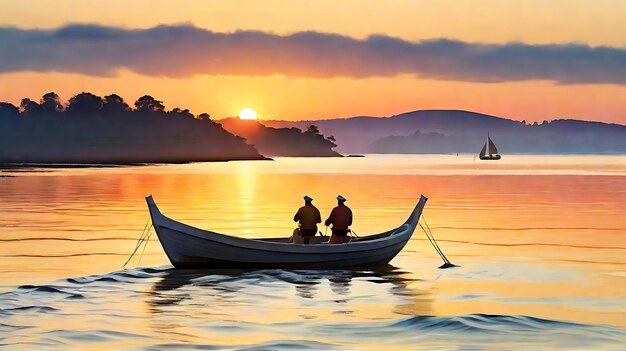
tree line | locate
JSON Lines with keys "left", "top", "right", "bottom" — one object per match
{"left": 0, "top": 92, "right": 264, "bottom": 163}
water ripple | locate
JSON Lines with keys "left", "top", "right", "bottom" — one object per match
{"left": 1, "top": 267, "right": 625, "bottom": 350}
{"left": 17, "top": 284, "right": 85, "bottom": 299}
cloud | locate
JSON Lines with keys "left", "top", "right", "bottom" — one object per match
{"left": 0, "top": 23, "right": 625, "bottom": 84}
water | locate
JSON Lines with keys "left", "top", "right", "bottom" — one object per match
{"left": 1, "top": 155, "right": 625, "bottom": 350}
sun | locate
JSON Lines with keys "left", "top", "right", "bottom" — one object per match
{"left": 239, "top": 108, "right": 257, "bottom": 120}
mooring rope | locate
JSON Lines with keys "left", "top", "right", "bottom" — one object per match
{"left": 136, "top": 229, "right": 152, "bottom": 266}
{"left": 423, "top": 217, "right": 453, "bottom": 264}
{"left": 123, "top": 220, "right": 152, "bottom": 268}
{"left": 419, "top": 223, "right": 446, "bottom": 261}
{"left": 419, "top": 216, "right": 455, "bottom": 267}
{"left": 133, "top": 220, "right": 150, "bottom": 251}
{"left": 423, "top": 217, "right": 449, "bottom": 263}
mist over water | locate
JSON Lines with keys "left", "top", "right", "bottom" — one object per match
{"left": 0, "top": 155, "right": 625, "bottom": 350}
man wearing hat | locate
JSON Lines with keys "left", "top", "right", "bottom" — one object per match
{"left": 325, "top": 195, "right": 353, "bottom": 244}
{"left": 293, "top": 195, "right": 322, "bottom": 244}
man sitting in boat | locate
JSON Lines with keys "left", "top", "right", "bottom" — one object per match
{"left": 293, "top": 195, "right": 322, "bottom": 244}
{"left": 325, "top": 195, "right": 353, "bottom": 244}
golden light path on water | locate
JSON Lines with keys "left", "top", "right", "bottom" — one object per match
{"left": 0, "top": 155, "right": 624, "bottom": 350}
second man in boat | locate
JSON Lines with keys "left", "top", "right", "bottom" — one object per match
{"left": 325, "top": 195, "right": 353, "bottom": 244}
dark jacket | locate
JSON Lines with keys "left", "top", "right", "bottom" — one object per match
{"left": 325, "top": 204, "right": 353, "bottom": 230}
{"left": 294, "top": 204, "right": 321, "bottom": 230}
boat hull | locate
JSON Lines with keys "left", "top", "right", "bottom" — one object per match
{"left": 157, "top": 226, "right": 408, "bottom": 269}
{"left": 479, "top": 155, "right": 501, "bottom": 160}
{"left": 146, "top": 195, "right": 427, "bottom": 270}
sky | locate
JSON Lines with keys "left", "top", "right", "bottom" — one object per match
{"left": 0, "top": 0, "right": 625, "bottom": 123}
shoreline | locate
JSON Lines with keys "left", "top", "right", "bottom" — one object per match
{"left": 0, "top": 157, "right": 274, "bottom": 169}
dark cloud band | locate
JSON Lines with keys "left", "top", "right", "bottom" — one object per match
{"left": 1, "top": 24, "right": 625, "bottom": 84}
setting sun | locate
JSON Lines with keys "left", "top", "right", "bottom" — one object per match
{"left": 239, "top": 108, "right": 257, "bottom": 120}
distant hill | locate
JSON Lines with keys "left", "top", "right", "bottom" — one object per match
{"left": 263, "top": 110, "right": 626, "bottom": 154}
{"left": 219, "top": 118, "right": 341, "bottom": 157}
{"left": 0, "top": 92, "right": 265, "bottom": 164}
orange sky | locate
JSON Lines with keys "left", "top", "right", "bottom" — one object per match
{"left": 1, "top": 0, "right": 625, "bottom": 123}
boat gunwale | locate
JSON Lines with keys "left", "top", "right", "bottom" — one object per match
{"left": 155, "top": 224, "right": 413, "bottom": 255}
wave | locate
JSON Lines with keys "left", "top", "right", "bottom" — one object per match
{"left": 146, "top": 340, "right": 343, "bottom": 351}
{"left": 2, "top": 267, "right": 625, "bottom": 350}
{"left": 16, "top": 285, "right": 84, "bottom": 299}
{"left": 0, "top": 322, "right": 32, "bottom": 332}
{"left": 1, "top": 305, "right": 58, "bottom": 313}
{"left": 391, "top": 314, "right": 578, "bottom": 332}
{"left": 41, "top": 329, "right": 151, "bottom": 344}
{"left": 64, "top": 267, "right": 169, "bottom": 286}
{"left": 309, "top": 314, "right": 626, "bottom": 345}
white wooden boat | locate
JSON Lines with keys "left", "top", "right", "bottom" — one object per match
{"left": 146, "top": 195, "right": 427, "bottom": 269}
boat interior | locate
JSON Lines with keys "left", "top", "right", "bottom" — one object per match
{"left": 256, "top": 224, "right": 409, "bottom": 244}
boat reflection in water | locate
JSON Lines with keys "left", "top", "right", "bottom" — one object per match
{"left": 149, "top": 265, "right": 432, "bottom": 317}
{"left": 144, "top": 266, "right": 626, "bottom": 350}
{"left": 146, "top": 267, "right": 440, "bottom": 349}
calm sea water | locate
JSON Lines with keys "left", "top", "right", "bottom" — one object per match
{"left": 1, "top": 155, "right": 625, "bottom": 350}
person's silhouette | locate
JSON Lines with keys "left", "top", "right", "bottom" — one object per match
{"left": 325, "top": 195, "right": 353, "bottom": 244}
{"left": 293, "top": 195, "right": 321, "bottom": 244}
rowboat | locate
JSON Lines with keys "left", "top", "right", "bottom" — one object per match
{"left": 146, "top": 195, "right": 427, "bottom": 269}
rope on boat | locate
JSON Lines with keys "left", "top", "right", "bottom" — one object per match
{"left": 419, "top": 222, "right": 446, "bottom": 261}
{"left": 129, "top": 220, "right": 150, "bottom": 257}
{"left": 419, "top": 216, "right": 457, "bottom": 269}
{"left": 347, "top": 229, "right": 359, "bottom": 243}
{"left": 136, "top": 229, "right": 152, "bottom": 266}
{"left": 123, "top": 219, "right": 153, "bottom": 268}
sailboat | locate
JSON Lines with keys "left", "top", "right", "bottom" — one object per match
{"left": 479, "top": 134, "right": 501, "bottom": 160}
